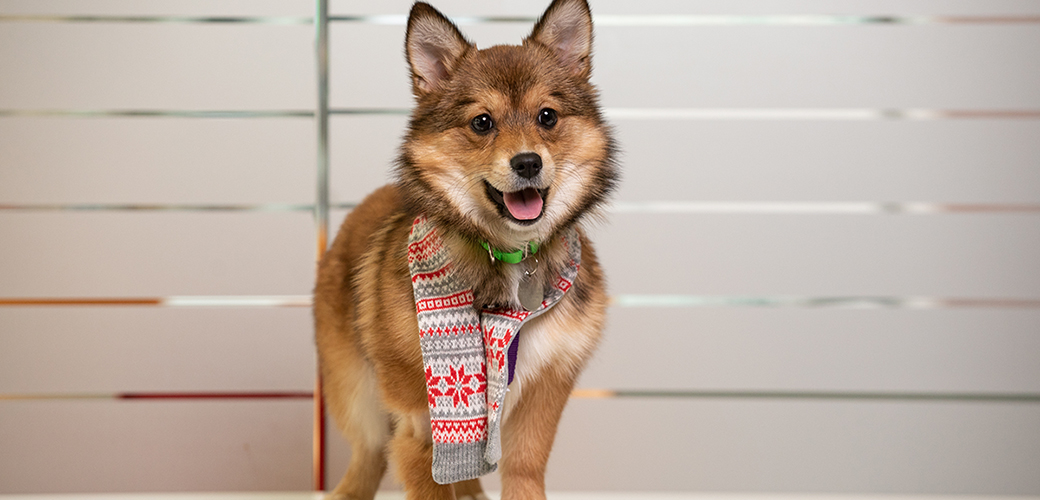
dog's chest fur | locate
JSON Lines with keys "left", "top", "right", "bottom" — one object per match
{"left": 460, "top": 249, "right": 554, "bottom": 311}
{"left": 502, "top": 298, "right": 599, "bottom": 424}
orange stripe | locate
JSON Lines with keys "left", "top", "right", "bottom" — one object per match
{"left": 942, "top": 110, "right": 1040, "bottom": 119}
{"left": 939, "top": 203, "right": 1040, "bottom": 213}
{"left": 571, "top": 388, "right": 617, "bottom": 399}
{"left": 313, "top": 376, "right": 326, "bottom": 491}
{"left": 938, "top": 16, "right": 1040, "bottom": 24}
{"left": 119, "top": 392, "right": 312, "bottom": 400}
{"left": 943, "top": 298, "right": 1040, "bottom": 309}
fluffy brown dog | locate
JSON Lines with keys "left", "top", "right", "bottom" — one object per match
{"left": 314, "top": 0, "right": 617, "bottom": 498}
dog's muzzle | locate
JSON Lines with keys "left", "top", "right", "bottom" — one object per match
{"left": 510, "top": 152, "right": 542, "bottom": 179}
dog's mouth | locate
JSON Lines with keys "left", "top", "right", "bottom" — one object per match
{"left": 484, "top": 181, "right": 549, "bottom": 225}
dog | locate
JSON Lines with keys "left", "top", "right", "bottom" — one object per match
{"left": 314, "top": 0, "right": 617, "bottom": 498}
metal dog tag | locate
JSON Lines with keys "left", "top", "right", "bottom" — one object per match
{"left": 517, "top": 276, "right": 544, "bottom": 311}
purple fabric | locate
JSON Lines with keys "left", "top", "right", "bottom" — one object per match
{"left": 506, "top": 333, "right": 520, "bottom": 386}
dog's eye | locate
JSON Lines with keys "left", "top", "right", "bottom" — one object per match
{"left": 470, "top": 114, "right": 494, "bottom": 134}
{"left": 537, "top": 108, "right": 558, "bottom": 128}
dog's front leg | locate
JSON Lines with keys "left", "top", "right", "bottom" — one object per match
{"left": 499, "top": 367, "right": 577, "bottom": 500}
{"left": 389, "top": 412, "right": 457, "bottom": 500}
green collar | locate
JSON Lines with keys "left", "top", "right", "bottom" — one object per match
{"left": 480, "top": 240, "right": 539, "bottom": 264}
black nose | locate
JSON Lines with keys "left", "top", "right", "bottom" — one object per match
{"left": 510, "top": 152, "right": 542, "bottom": 179}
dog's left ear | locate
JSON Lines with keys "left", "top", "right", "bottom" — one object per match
{"left": 528, "top": 0, "right": 594, "bottom": 78}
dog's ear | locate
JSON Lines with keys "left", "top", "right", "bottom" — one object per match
{"left": 529, "top": 0, "right": 594, "bottom": 78}
{"left": 405, "top": 2, "right": 472, "bottom": 95}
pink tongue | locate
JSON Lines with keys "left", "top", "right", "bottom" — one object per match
{"left": 503, "top": 188, "right": 544, "bottom": 220}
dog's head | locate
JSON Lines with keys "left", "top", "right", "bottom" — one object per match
{"left": 396, "top": 0, "right": 618, "bottom": 250}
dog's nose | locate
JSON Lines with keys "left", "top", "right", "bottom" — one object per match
{"left": 510, "top": 152, "right": 542, "bottom": 179}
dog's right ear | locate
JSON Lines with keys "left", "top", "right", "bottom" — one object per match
{"left": 405, "top": 3, "right": 472, "bottom": 95}
{"left": 529, "top": 0, "right": 593, "bottom": 78}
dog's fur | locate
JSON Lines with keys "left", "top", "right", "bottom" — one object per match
{"left": 314, "top": 1, "right": 617, "bottom": 498}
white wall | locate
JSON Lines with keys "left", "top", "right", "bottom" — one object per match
{"left": 1, "top": 0, "right": 1039, "bottom": 495}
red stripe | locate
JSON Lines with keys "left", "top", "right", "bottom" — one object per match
{"left": 420, "top": 323, "right": 481, "bottom": 337}
{"left": 554, "top": 276, "right": 573, "bottom": 293}
{"left": 411, "top": 263, "right": 452, "bottom": 283}
{"left": 432, "top": 417, "right": 487, "bottom": 443}
{"left": 484, "top": 308, "right": 529, "bottom": 321}
{"left": 407, "top": 225, "right": 442, "bottom": 262}
{"left": 416, "top": 290, "right": 474, "bottom": 312}
{"left": 118, "top": 391, "right": 313, "bottom": 400}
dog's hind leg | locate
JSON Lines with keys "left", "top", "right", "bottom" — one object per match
{"left": 316, "top": 305, "right": 390, "bottom": 500}
{"left": 329, "top": 439, "right": 387, "bottom": 500}
{"left": 453, "top": 478, "right": 489, "bottom": 500}
{"left": 328, "top": 440, "right": 387, "bottom": 500}
{"left": 322, "top": 358, "right": 390, "bottom": 500}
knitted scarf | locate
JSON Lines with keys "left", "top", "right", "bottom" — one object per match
{"left": 407, "top": 215, "right": 580, "bottom": 484}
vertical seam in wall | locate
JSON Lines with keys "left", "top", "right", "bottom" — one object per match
{"left": 313, "top": 0, "right": 330, "bottom": 492}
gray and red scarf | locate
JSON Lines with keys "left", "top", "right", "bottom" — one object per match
{"left": 407, "top": 215, "right": 580, "bottom": 484}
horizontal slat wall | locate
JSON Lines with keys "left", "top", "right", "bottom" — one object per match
{"left": 0, "top": 1, "right": 324, "bottom": 493}
{"left": 0, "top": 401, "right": 313, "bottom": 493}
{"left": 329, "top": 0, "right": 1040, "bottom": 16}
{"left": 324, "top": 3, "right": 1040, "bottom": 493}
{"left": 0, "top": 308, "right": 315, "bottom": 393}
{"left": 0, "top": 213, "right": 315, "bottom": 296}
{"left": 595, "top": 215, "right": 1040, "bottom": 296}
{"left": 596, "top": 25, "right": 1040, "bottom": 108}
{"left": 326, "top": 24, "right": 1040, "bottom": 108}
{"left": 615, "top": 121, "right": 1040, "bottom": 203}
{"left": 0, "top": 118, "right": 315, "bottom": 205}
{"left": 2, "top": 0, "right": 1040, "bottom": 496}
{"left": 0, "top": 23, "right": 315, "bottom": 110}
{"left": 0, "top": 1, "right": 313, "bottom": 17}
{"left": 549, "top": 399, "right": 1040, "bottom": 494}
{"left": 328, "top": 118, "right": 1040, "bottom": 205}
{"left": 7, "top": 118, "right": 1039, "bottom": 208}
{"left": 586, "top": 309, "right": 1040, "bottom": 393}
